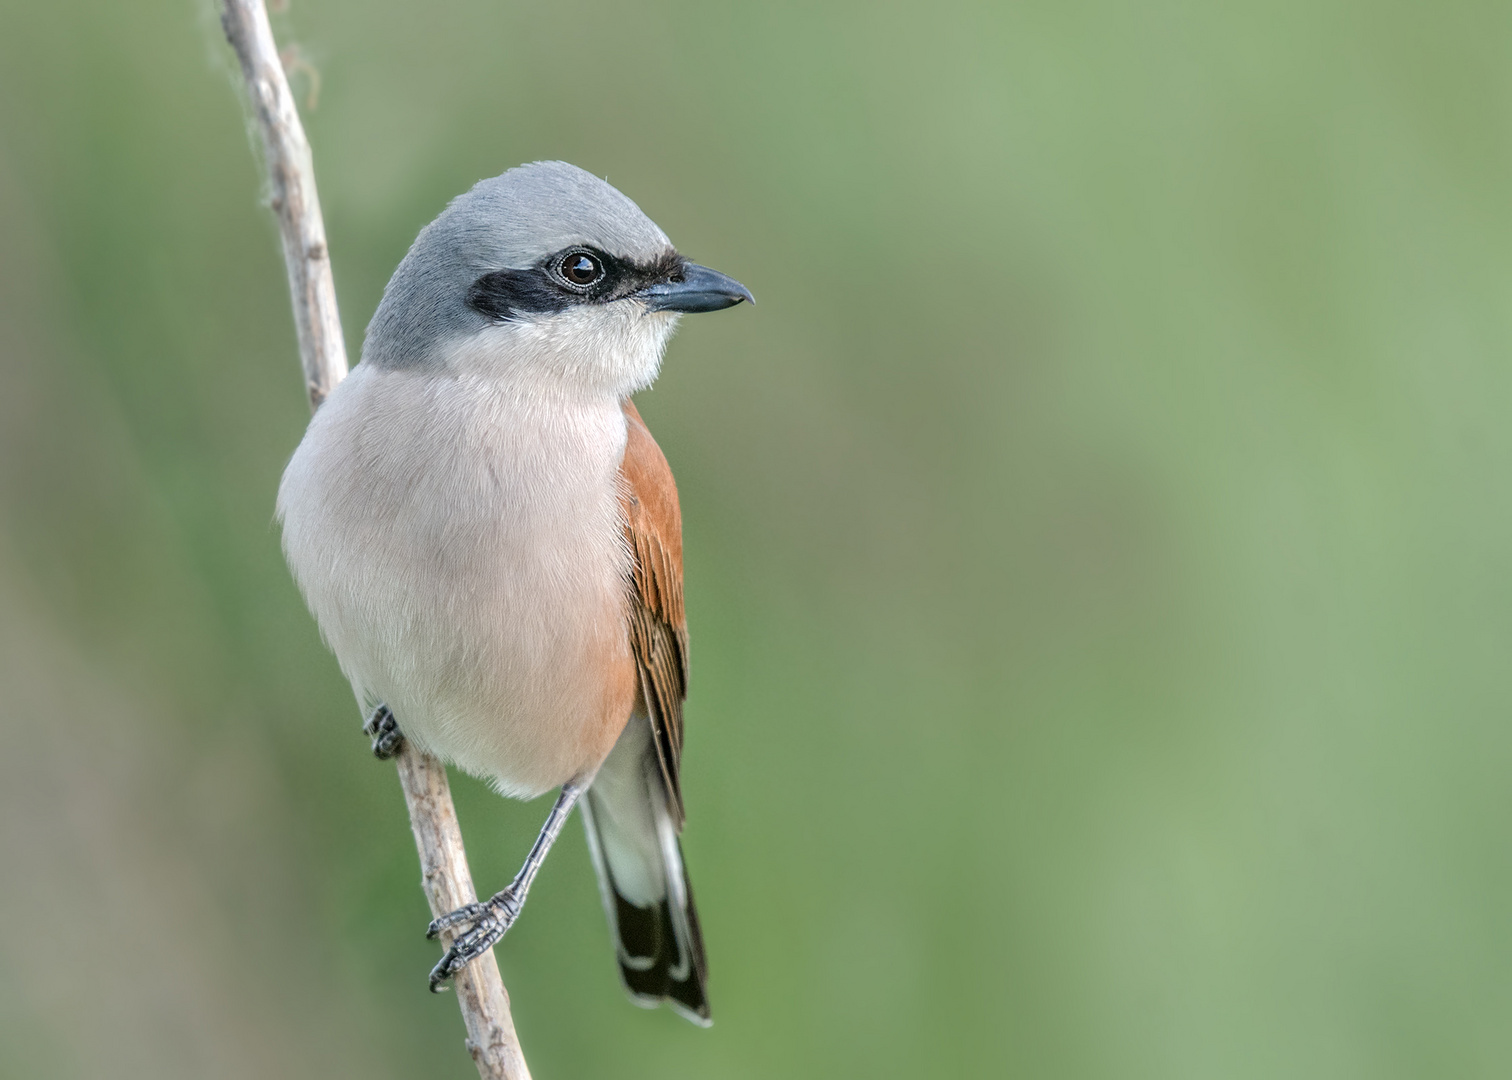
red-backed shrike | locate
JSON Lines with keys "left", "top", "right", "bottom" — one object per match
{"left": 277, "top": 161, "right": 750, "bottom": 1025}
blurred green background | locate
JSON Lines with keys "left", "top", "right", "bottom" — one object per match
{"left": 2, "top": 0, "right": 1511, "bottom": 1076}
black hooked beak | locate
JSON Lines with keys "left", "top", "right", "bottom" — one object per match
{"left": 639, "top": 262, "right": 754, "bottom": 313}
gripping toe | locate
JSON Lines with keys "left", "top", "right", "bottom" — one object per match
{"left": 362, "top": 704, "right": 405, "bottom": 759}
{"left": 424, "top": 889, "right": 521, "bottom": 991}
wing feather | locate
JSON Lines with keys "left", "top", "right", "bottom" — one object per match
{"left": 619, "top": 399, "right": 689, "bottom": 827}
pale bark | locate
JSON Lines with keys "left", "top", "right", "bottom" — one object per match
{"left": 218, "top": 2, "right": 531, "bottom": 1076}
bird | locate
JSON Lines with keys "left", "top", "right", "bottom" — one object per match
{"left": 275, "top": 161, "right": 750, "bottom": 1026}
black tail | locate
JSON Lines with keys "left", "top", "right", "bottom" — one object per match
{"left": 581, "top": 715, "right": 710, "bottom": 1025}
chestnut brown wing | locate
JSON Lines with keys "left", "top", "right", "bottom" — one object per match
{"left": 619, "top": 398, "right": 690, "bottom": 826}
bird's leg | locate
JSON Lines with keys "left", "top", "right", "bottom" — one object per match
{"left": 362, "top": 703, "right": 405, "bottom": 759}
{"left": 426, "top": 781, "right": 586, "bottom": 991}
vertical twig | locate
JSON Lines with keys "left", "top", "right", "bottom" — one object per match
{"left": 218, "top": 3, "right": 532, "bottom": 1077}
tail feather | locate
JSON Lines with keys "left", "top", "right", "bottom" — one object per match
{"left": 582, "top": 715, "right": 710, "bottom": 1025}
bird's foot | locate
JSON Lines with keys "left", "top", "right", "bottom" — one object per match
{"left": 425, "top": 887, "right": 522, "bottom": 992}
{"left": 362, "top": 703, "right": 405, "bottom": 759}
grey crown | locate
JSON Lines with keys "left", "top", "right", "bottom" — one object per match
{"left": 364, "top": 161, "right": 675, "bottom": 369}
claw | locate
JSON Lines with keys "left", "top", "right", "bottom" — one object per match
{"left": 362, "top": 704, "right": 404, "bottom": 759}
{"left": 428, "top": 950, "right": 458, "bottom": 993}
{"left": 426, "top": 901, "right": 487, "bottom": 940}
{"left": 424, "top": 888, "right": 521, "bottom": 991}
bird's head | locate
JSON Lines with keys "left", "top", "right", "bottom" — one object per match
{"left": 361, "top": 161, "right": 751, "bottom": 397}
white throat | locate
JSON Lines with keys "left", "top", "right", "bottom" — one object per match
{"left": 444, "top": 300, "right": 681, "bottom": 401}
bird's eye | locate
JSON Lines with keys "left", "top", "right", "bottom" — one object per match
{"left": 560, "top": 252, "right": 603, "bottom": 287}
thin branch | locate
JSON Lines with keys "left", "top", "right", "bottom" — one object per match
{"left": 218, "top": 3, "right": 531, "bottom": 1076}
{"left": 219, "top": 0, "right": 344, "bottom": 405}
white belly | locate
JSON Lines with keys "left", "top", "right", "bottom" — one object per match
{"left": 276, "top": 361, "right": 634, "bottom": 797}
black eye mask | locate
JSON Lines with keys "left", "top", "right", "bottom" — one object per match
{"left": 466, "top": 248, "right": 685, "bottom": 323}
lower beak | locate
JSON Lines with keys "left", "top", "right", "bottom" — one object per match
{"left": 638, "top": 263, "right": 754, "bottom": 313}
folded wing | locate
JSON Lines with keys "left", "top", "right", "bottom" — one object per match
{"left": 580, "top": 398, "right": 710, "bottom": 1025}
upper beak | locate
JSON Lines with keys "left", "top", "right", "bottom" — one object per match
{"left": 639, "top": 263, "right": 754, "bottom": 313}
